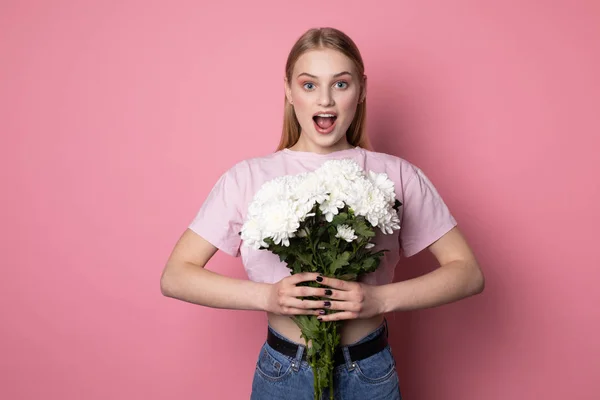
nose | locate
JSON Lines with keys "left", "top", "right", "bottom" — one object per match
{"left": 317, "top": 87, "right": 334, "bottom": 107}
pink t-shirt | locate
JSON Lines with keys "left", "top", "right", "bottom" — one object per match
{"left": 188, "top": 146, "right": 457, "bottom": 285}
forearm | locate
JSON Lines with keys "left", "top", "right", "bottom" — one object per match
{"left": 161, "top": 262, "right": 270, "bottom": 311}
{"left": 379, "top": 260, "right": 484, "bottom": 313}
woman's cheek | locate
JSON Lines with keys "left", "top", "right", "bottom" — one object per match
{"left": 293, "top": 93, "right": 310, "bottom": 109}
{"left": 338, "top": 97, "right": 358, "bottom": 116}
{"left": 292, "top": 96, "right": 312, "bottom": 122}
{"left": 335, "top": 90, "right": 357, "bottom": 109}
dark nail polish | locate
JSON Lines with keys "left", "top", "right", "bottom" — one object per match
{"left": 324, "top": 301, "right": 331, "bottom": 307}
{"left": 316, "top": 276, "right": 323, "bottom": 282}
{"left": 317, "top": 317, "right": 322, "bottom": 321}
{"left": 325, "top": 289, "right": 332, "bottom": 296}
{"left": 319, "top": 310, "right": 326, "bottom": 315}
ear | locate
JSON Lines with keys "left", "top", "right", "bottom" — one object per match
{"left": 359, "top": 75, "right": 367, "bottom": 103}
{"left": 284, "top": 77, "right": 293, "bottom": 104}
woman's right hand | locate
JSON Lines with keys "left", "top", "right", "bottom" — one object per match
{"left": 264, "top": 272, "right": 328, "bottom": 316}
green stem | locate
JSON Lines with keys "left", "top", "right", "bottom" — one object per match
{"left": 330, "top": 323, "right": 336, "bottom": 400}
{"left": 306, "top": 232, "right": 320, "bottom": 272}
{"left": 312, "top": 352, "right": 319, "bottom": 400}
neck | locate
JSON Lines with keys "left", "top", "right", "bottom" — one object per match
{"left": 289, "top": 136, "right": 354, "bottom": 154}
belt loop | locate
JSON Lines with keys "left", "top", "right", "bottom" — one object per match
{"left": 292, "top": 344, "right": 304, "bottom": 372}
{"left": 384, "top": 317, "right": 389, "bottom": 338}
{"left": 342, "top": 346, "right": 356, "bottom": 371}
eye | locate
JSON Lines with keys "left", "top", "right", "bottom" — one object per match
{"left": 335, "top": 81, "right": 348, "bottom": 89}
{"left": 303, "top": 82, "right": 315, "bottom": 90}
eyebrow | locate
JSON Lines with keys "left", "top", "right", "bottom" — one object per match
{"left": 296, "top": 71, "right": 353, "bottom": 79}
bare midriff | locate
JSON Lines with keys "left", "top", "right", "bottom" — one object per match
{"left": 267, "top": 312, "right": 385, "bottom": 347}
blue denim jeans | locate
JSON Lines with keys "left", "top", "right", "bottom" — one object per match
{"left": 250, "top": 319, "right": 402, "bottom": 400}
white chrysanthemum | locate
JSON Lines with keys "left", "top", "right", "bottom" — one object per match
{"left": 343, "top": 177, "right": 400, "bottom": 234}
{"left": 293, "top": 172, "right": 329, "bottom": 221}
{"left": 241, "top": 176, "right": 302, "bottom": 248}
{"left": 239, "top": 218, "right": 266, "bottom": 249}
{"left": 240, "top": 158, "right": 402, "bottom": 250}
{"left": 247, "top": 176, "right": 291, "bottom": 217}
{"left": 295, "top": 173, "right": 328, "bottom": 203}
{"left": 316, "top": 163, "right": 354, "bottom": 197}
{"left": 335, "top": 224, "right": 357, "bottom": 242}
{"left": 314, "top": 162, "right": 360, "bottom": 221}
{"left": 319, "top": 185, "right": 346, "bottom": 222}
{"left": 260, "top": 199, "right": 300, "bottom": 247}
{"left": 317, "top": 159, "right": 365, "bottom": 183}
{"left": 368, "top": 170, "right": 396, "bottom": 204}
{"left": 375, "top": 209, "right": 401, "bottom": 234}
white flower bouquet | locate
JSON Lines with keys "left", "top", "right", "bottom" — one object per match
{"left": 240, "top": 159, "right": 402, "bottom": 399}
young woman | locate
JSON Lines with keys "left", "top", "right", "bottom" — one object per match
{"left": 161, "top": 27, "right": 485, "bottom": 400}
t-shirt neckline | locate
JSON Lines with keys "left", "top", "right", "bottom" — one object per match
{"left": 281, "top": 146, "right": 361, "bottom": 158}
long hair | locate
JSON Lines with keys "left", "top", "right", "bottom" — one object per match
{"left": 276, "top": 27, "right": 372, "bottom": 151}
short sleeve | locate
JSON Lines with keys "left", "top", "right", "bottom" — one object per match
{"left": 188, "top": 166, "right": 243, "bottom": 257}
{"left": 399, "top": 164, "right": 458, "bottom": 257}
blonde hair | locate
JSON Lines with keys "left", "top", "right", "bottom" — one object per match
{"left": 276, "top": 27, "right": 372, "bottom": 151}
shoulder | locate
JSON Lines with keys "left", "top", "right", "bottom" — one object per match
{"left": 224, "top": 150, "right": 283, "bottom": 176}
{"left": 215, "top": 150, "right": 285, "bottom": 195}
{"left": 359, "top": 147, "right": 421, "bottom": 183}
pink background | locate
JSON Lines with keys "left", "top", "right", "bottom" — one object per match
{"left": 2, "top": 1, "right": 599, "bottom": 399}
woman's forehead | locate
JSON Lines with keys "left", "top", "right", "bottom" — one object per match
{"left": 293, "top": 49, "right": 356, "bottom": 78}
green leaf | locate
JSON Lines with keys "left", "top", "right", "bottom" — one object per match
{"left": 361, "top": 257, "right": 376, "bottom": 271}
{"left": 330, "top": 252, "right": 350, "bottom": 275}
{"left": 345, "top": 261, "right": 362, "bottom": 275}
{"left": 296, "top": 252, "right": 313, "bottom": 266}
{"left": 353, "top": 219, "right": 375, "bottom": 238}
{"left": 331, "top": 212, "right": 348, "bottom": 225}
{"left": 316, "top": 226, "right": 328, "bottom": 239}
{"left": 292, "top": 260, "right": 304, "bottom": 274}
{"left": 312, "top": 340, "right": 322, "bottom": 352}
{"left": 321, "top": 249, "right": 335, "bottom": 266}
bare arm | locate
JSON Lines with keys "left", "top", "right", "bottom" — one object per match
{"left": 378, "top": 226, "right": 485, "bottom": 313}
{"left": 311, "top": 226, "right": 485, "bottom": 322}
{"left": 160, "top": 229, "right": 270, "bottom": 311}
{"left": 160, "top": 229, "right": 325, "bottom": 317}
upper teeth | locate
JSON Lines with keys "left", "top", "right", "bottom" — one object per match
{"left": 317, "top": 114, "right": 335, "bottom": 117}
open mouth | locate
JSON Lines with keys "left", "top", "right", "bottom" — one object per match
{"left": 312, "top": 114, "right": 337, "bottom": 134}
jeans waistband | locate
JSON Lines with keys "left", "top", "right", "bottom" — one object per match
{"left": 268, "top": 318, "right": 388, "bottom": 347}
{"left": 266, "top": 318, "right": 389, "bottom": 370}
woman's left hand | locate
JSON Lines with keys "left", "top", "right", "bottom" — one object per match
{"left": 313, "top": 275, "right": 386, "bottom": 321}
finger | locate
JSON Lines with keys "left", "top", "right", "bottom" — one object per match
{"left": 290, "top": 286, "right": 352, "bottom": 301}
{"left": 281, "top": 307, "right": 323, "bottom": 316}
{"left": 318, "top": 311, "right": 359, "bottom": 322}
{"left": 287, "top": 272, "right": 321, "bottom": 286}
{"left": 315, "top": 275, "right": 356, "bottom": 291}
{"left": 320, "top": 300, "right": 361, "bottom": 313}
{"left": 320, "top": 288, "right": 353, "bottom": 301}
{"left": 283, "top": 297, "right": 325, "bottom": 310}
